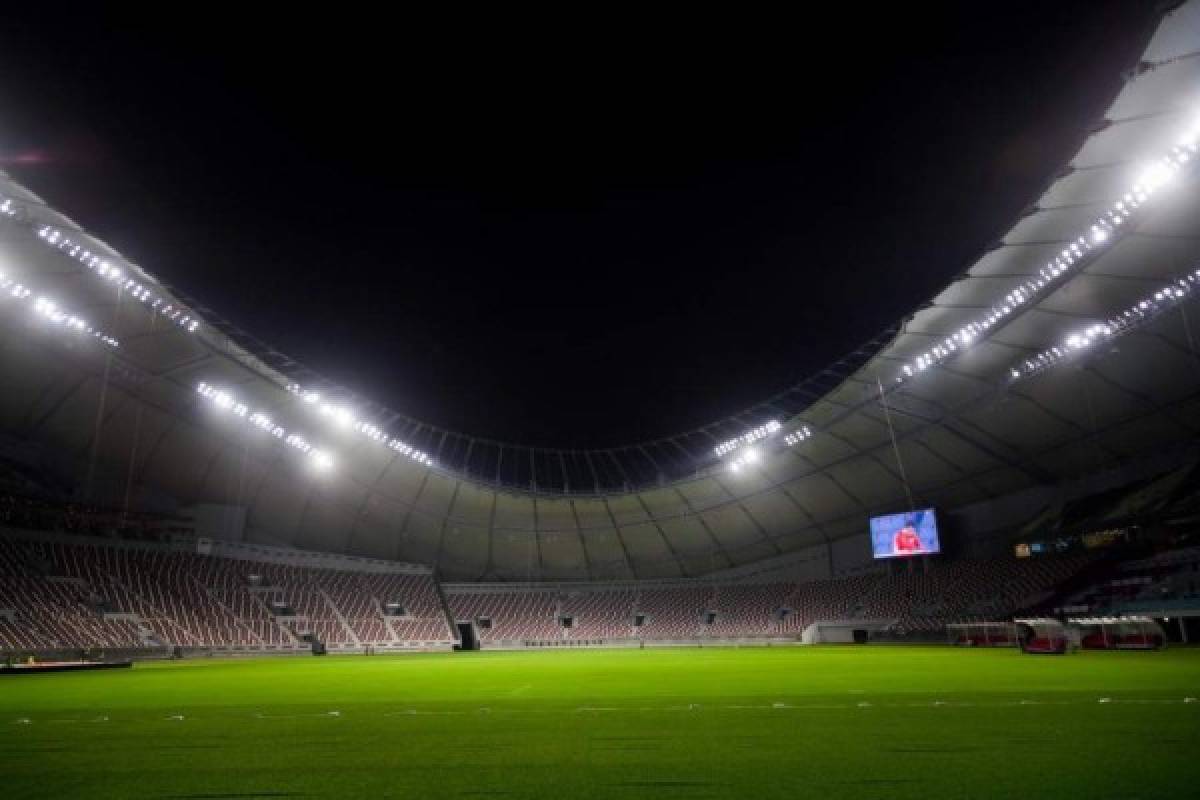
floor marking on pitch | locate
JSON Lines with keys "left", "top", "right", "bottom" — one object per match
{"left": 133, "top": 694, "right": 1200, "bottom": 727}
{"left": 253, "top": 710, "right": 344, "bottom": 719}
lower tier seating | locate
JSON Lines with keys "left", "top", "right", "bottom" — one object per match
{"left": 0, "top": 534, "right": 452, "bottom": 650}
{"left": 1, "top": 526, "right": 1106, "bottom": 651}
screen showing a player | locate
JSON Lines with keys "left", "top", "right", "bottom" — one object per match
{"left": 869, "top": 508, "right": 940, "bottom": 559}
{"left": 893, "top": 521, "right": 923, "bottom": 554}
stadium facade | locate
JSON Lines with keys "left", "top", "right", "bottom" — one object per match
{"left": 1, "top": 1, "right": 1199, "bottom": 593}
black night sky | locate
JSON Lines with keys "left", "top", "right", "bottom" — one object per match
{"left": 0, "top": 4, "right": 1159, "bottom": 448}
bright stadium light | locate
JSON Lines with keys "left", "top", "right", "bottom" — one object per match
{"left": 722, "top": 423, "right": 815, "bottom": 474}
{"left": 196, "top": 381, "right": 334, "bottom": 466}
{"left": 713, "top": 420, "right": 780, "bottom": 458}
{"left": 1137, "top": 160, "right": 1175, "bottom": 192}
{"left": 16, "top": 215, "right": 202, "bottom": 335}
{"left": 0, "top": 276, "right": 119, "bottom": 347}
{"left": 727, "top": 443, "right": 778, "bottom": 473}
{"left": 285, "top": 433, "right": 313, "bottom": 454}
{"left": 1009, "top": 267, "right": 1200, "bottom": 381}
{"left": 286, "top": 381, "right": 435, "bottom": 468}
{"left": 321, "top": 405, "right": 355, "bottom": 428}
{"left": 784, "top": 426, "right": 813, "bottom": 447}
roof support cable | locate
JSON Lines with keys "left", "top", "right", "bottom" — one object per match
{"left": 84, "top": 287, "right": 125, "bottom": 502}
{"left": 1177, "top": 298, "right": 1200, "bottom": 380}
{"left": 876, "top": 377, "right": 916, "bottom": 512}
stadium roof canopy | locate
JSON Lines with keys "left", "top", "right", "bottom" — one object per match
{"left": 1, "top": 2, "right": 1199, "bottom": 580}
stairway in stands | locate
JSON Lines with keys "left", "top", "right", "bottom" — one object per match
{"left": 432, "top": 574, "right": 459, "bottom": 644}
{"left": 318, "top": 588, "right": 360, "bottom": 647}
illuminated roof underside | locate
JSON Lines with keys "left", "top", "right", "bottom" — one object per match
{"left": 0, "top": 4, "right": 1198, "bottom": 580}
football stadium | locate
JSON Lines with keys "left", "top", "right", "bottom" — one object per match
{"left": 2, "top": 5, "right": 1200, "bottom": 799}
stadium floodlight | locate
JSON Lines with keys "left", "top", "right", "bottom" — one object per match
{"left": 713, "top": 420, "right": 780, "bottom": 458}
{"left": 1009, "top": 267, "right": 1200, "bottom": 381}
{"left": 286, "top": 381, "right": 435, "bottom": 468}
{"left": 0, "top": 275, "right": 119, "bottom": 347}
{"left": 0, "top": 190, "right": 204, "bottom": 335}
{"left": 722, "top": 423, "right": 813, "bottom": 473}
{"left": 1137, "top": 160, "right": 1175, "bottom": 192}
{"left": 783, "top": 426, "right": 813, "bottom": 447}
{"left": 285, "top": 433, "right": 313, "bottom": 454}
{"left": 319, "top": 404, "right": 356, "bottom": 428}
{"left": 196, "top": 381, "right": 334, "bottom": 469}
{"left": 27, "top": 219, "right": 200, "bottom": 334}
{"left": 895, "top": 126, "right": 1198, "bottom": 385}
{"left": 727, "top": 443, "right": 777, "bottom": 473}
{"left": 309, "top": 450, "right": 334, "bottom": 470}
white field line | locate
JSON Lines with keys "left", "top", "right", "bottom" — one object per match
{"left": 10, "top": 697, "right": 1197, "bottom": 725}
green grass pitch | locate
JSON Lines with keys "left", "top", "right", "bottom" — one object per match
{"left": 2, "top": 646, "right": 1198, "bottom": 799}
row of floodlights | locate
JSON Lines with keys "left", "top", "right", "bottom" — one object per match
{"left": 1010, "top": 267, "right": 1200, "bottom": 380}
{"left": 724, "top": 424, "right": 814, "bottom": 473}
{"left": 784, "top": 426, "right": 813, "bottom": 447}
{"left": 727, "top": 448, "right": 761, "bottom": 473}
{"left": 713, "top": 420, "right": 781, "bottom": 457}
{"left": 725, "top": 122, "right": 1200, "bottom": 470}
{"left": 0, "top": 271, "right": 119, "bottom": 347}
{"left": 3, "top": 190, "right": 431, "bottom": 474}
{"left": 285, "top": 383, "right": 434, "bottom": 466}
{"left": 897, "top": 130, "right": 1197, "bottom": 384}
{"left": 33, "top": 222, "right": 200, "bottom": 333}
{"left": 723, "top": 261, "right": 1200, "bottom": 469}
{"left": 197, "top": 382, "right": 332, "bottom": 470}
{"left": 13, "top": 127, "right": 1193, "bottom": 477}
{"left": 8, "top": 158, "right": 1167, "bottom": 476}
